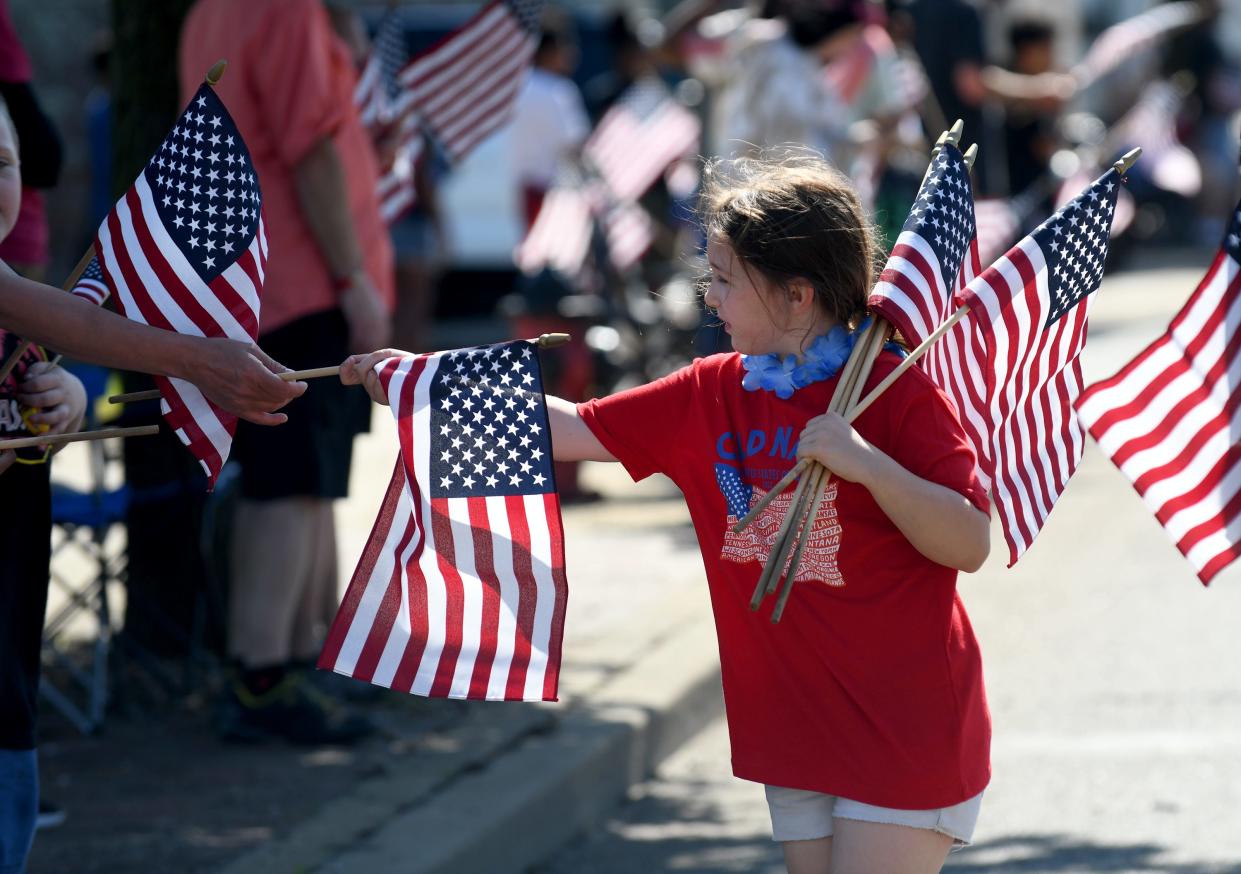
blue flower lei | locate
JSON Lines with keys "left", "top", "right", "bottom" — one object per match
{"left": 740, "top": 318, "right": 907, "bottom": 399}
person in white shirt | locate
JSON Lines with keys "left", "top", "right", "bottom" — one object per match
{"left": 509, "top": 16, "right": 590, "bottom": 228}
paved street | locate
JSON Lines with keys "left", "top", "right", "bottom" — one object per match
{"left": 539, "top": 258, "right": 1241, "bottom": 874}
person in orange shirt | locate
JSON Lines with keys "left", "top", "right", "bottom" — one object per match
{"left": 180, "top": 0, "right": 394, "bottom": 744}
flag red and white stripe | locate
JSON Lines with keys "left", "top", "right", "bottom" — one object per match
{"left": 584, "top": 78, "right": 700, "bottom": 203}
{"left": 1075, "top": 204, "right": 1241, "bottom": 584}
{"left": 94, "top": 84, "right": 265, "bottom": 489}
{"left": 319, "top": 344, "right": 568, "bottom": 700}
{"left": 957, "top": 168, "right": 1122, "bottom": 562}
{"left": 69, "top": 256, "right": 111, "bottom": 307}
{"left": 398, "top": 0, "right": 543, "bottom": 164}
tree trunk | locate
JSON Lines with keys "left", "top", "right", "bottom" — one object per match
{"left": 111, "top": 0, "right": 218, "bottom": 664}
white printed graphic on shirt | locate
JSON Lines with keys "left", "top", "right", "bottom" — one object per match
{"left": 721, "top": 481, "right": 845, "bottom": 586}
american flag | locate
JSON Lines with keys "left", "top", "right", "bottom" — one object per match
{"left": 319, "top": 340, "right": 568, "bottom": 701}
{"left": 1075, "top": 188, "right": 1241, "bottom": 584}
{"left": 70, "top": 256, "right": 110, "bottom": 307}
{"left": 584, "top": 77, "right": 700, "bottom": 203}
{"left": 869, "top": 143, "right": 978, "bottom": 348}
{"left": 354, "top": 10, "right": 408, "bottom": 132}
{"left": 353, "top": 11, "right": 423, "bottom": 223}
{"left": 868, "top": 143, "right": 993, "bottom": 490}
{"left": 1072, "top": 1, "right": 1206, "bottom": 87}
{"left": 95, "top": 83, "right": 264, "bottom": 489}
{"left": 958, "top": 168, "right": 1122, "bottom": 563}
{"left": 398, "top": 0, "right": 544, "bottom": 164}
{"left": 514, "top": 183, "right": 593, "bottom": 277}
{"left": 515, "top": 175, "right": 652, "bottom": 277}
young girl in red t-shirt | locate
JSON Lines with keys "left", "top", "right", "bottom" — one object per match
{"left": 343, "top": 155, "right": 992, "bottom": 874}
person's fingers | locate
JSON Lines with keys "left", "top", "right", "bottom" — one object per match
{"left": 28, "top": 405, "right": 71, "bottom": 428}
{"left": 237, "top": 409, "right": 290, "bottom": 426}
{"left": 17, "top": 387, "right": 66, "bottom": 408}
{"left": 17, "top": 373, "right": 63, "bottom": 394}
{"left": 250, "top": 343, "right": 292, "bottom": 374}
{"left": 0, "top": 450, "right": 15, "bottom": 475}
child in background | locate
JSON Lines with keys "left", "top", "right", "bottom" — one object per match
{"left": 343, "top": 154, "right": 992, "bottom": 874}
{"left": 0, "top": 98, "right": 87, "bottom": 874}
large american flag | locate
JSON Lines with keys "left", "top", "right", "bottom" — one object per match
{"left": 95, "top": 84, "right": 264, "bottom": 489}
{"left": 353, "top": 10, "right": 424, "bottom": 223}
{"left": 584, "top": 77, "right": 700, "bottom": 204}
{"left": 319, "top": 340, "right": 568, "bottom": 701}
{"left": 1075, "top": 189, "right": 1241, "bottom": 584}
{"left": 958, "top": 168, "right": 1122, "bottom": 563}
{"left": 398, "top": 0, "right": 544, "bottom": 164}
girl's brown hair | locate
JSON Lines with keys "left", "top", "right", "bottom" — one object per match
{"left": 700, "top": 152, "right": 879, "bottom": 330}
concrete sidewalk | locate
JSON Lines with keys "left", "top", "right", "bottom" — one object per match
{"left": 213, "top": 461, "right": 723, "bottom": 874}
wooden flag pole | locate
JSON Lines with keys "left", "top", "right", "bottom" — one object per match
{"left": 0, "top": 425, "right": 159, "bottom": 451}
{"left": 772, "top": 321, "right": 890, "bottom": 618}
{"left": 105, "top": 333, "right": 573, "bottom": 405}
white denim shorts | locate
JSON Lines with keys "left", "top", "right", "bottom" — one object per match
{"left": 764, "top": 784, "right": 984, "bottom": 846}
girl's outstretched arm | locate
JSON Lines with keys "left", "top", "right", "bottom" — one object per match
{"left": 341, "top": 352, "right": 616, "bottom": 463}
{"left": 797, "top": 412, "right": 991, "bottom": 573}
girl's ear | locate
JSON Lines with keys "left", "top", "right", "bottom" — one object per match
{"left": 786, "top": 278, "right": 817, "bottom": 312}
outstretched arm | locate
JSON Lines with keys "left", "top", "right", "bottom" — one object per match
{"left": 340, "top": 352, "right": 617, "bottom": 463}
{"left": 797, "top": 412, "right": 990, "bottom": 572}
{"left": 0, "top": 265, "right": 304, "bottom": 425}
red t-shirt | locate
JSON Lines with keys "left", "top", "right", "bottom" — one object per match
{"left": 578, "top": 351, "right": 992, "bottom": 809}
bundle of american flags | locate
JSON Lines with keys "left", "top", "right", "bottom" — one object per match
{"left": 870, "top": 137, "right": 1129, "bottom": 563}
{"left": 1076, "top": 170, "right": 1241, "bottom": 584}
{"left": 94, "top": 83, "right": 265, "bottom": 489}
{"left": 320, "top": 340, "right": 568, "bottom": 701}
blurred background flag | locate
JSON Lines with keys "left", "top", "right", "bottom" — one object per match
{"left": 584, "top": 76, "right": 700, "bottom": 203}
{"left": 1071, "top": 0, "right": 1208, "bottom": 87}
{"left": 94, "top": 82, "right": 264, "bottom": 489}
{"left": 957, "top": 167, "right": 1123, "bottom": 563}
{"left": 1110, "top": 78, "right": 1201, "bottom": 199}
{"left": 68, "top": 255, "right": 110, "bottom": 306}
{"left": 319, "top": 340, "right": 568, "bottom": 702}
{"left": 398, "top": 0, "right": 544, "bottom": 164}
{"left": 353, "top": 8, "right": 424, "bottom": 223}
{"left": 354, "top": 8, "right": 407, "bottom": 131}
{"left": 1076, "top": 181, "right": 1241, "bottom": 585}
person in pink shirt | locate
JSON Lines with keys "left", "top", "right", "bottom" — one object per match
{"left": 180, "top": 0, "right": 393, "bottom": 744}
{"left": 0, "top": 0, "right": 61, "bottom": 282}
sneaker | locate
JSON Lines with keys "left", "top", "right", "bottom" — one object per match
{"left": 36, "top": 800, "right": 67, "bottom": 830}
{"left": 216, "top": 672, "right": 376, "bottom": 746}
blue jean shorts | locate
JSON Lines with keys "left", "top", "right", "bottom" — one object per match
{"left": 764, "top": 784, "right": 984, "bottom": 846}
